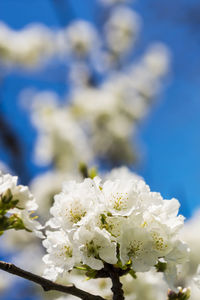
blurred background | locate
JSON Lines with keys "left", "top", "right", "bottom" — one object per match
{"left": 0, "top": 0, "right": 200, "bottom": 299}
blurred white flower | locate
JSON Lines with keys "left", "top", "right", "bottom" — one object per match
{"left": 31, "top": 91, "right": 93, "bottom": 170}
{"left": 0, "top": 161, "right": 10, "bottom": 174}
{"left": 70, "top": 86, "right": 136, "bottom": 164}
{"left": 129, "top": 43, "right": 170, "bottom": 100}
{"left": 104, "top": 166, "right": 143, "bottom": 181}
{"left": 1, "top": 227, "right": 38, "bottom": 251}
{"left": 0, "top": 22, "right": 55, "bottom": 67}
{"left": 177, "top": 210, "right": 200, "bottom": 299}
{"left": 69, "top": 61, "right": 91, "bottom": 87}
{"left": 71, "top": 87, "right": 117, "bottom": 119}
{"left": 180, "top": 211, "right": 200, "bottom": 276}
{"left": 142, "top": 43, "right": 170, "bottom": 78}
{"left": 104, "top": 6, "right": 141, "bottom": 55}
{"left": 0, "top": 272, "right": 9, "bottom": 292}
{"left": 66, "top": 20, "right": 99, "bottom": 57}
{"left": 30, "top": 170, "right": 81, "bottom": 222}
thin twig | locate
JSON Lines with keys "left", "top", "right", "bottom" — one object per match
{"left": 0, "top": 260, "right": 105, "bottom": 300}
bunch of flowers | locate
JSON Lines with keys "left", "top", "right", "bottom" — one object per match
{"left": 43, "top": 172, "right": 188, "bottom": 293}
{"left": 0, "top": 171, "right": 42, "bottom": 236}
{"left": 0, "top": 22, "right": 55, "bottom": 67}
{"left": 30, "top": 92, "right": 93, "bottom": 170}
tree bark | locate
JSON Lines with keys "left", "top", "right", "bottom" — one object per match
{"left": 104, "top": 264, "right": 124, "bottom": 300}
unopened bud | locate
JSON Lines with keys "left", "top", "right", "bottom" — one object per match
{"left": 168, "top": 287, "right": 190, "bottom": 300}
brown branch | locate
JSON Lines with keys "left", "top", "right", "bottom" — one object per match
{"left": 0, "top": 260, "right": 105, "bottom": 300}
{"left": 94, "top": 265, "right": 129, "bottom": 278}
{"left": 104, "top": 264, "right": 124, "bottom": 300}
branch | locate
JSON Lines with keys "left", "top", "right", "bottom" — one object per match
{"left": 94, "top": 265, "right": 129, "bottom": 278}
{"left": 0, "top": 260, "right": 105, "bottom": 300}
{"left": 104, "top": 264, "right": 124, "bottom": 300}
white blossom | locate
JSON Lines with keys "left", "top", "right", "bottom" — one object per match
{"left": 43, "top": 171, "right": 188, "bottom": 287}
{"left": 47, "top": 178, "right": 101, "bottom": 230}
{"left": 101, "top": 177, "right": 150, "bottom": 216}
{"left": 104, "top": 6, "right": 141, "bottom": 55}
{"left": 0, "top": 171, "right": 42, "bottom": 236}
{"left": 65, "top": 21, "right": 99, "bottom": 57}
{"left": 73, "top": 226, "right": 117, "bottom": 270}
{"left": 43, "top": 230, "right": 77, "bottom": 281}
{"left": 31, "top": 91, "right": 93, "bottom": 170}
{"left": 30, "top": 170, "right": 81, "bottom": 222}
{"left": 120, "top": 220, "right": 158, "bottom": 272}
{"left": 0, "top": 22, "right": 55, "bottom": 67}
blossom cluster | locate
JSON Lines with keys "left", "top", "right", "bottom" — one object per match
{"left": 29, "top": 42, "right": 169, "bottom": 170}
{"left": 0, "top": 22, "right": 55, "bottom": 67}
{"left": 43, "top": 171, "right": 188, "bottom": 289}
{"left": 0, "top": 171, "right": 42, "bottom": 236}
{"left": 5, "top": 0, "right": 167, "bottom": 171}
{"left": 30, "top": 93, "right": 92, "bottom": 170}
{"left": 0, "top": 5, "right": 138, "bottom": 69}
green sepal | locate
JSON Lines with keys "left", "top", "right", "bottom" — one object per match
{"left": 155, "top": 260, "right": 167, "bottom": 272}
{"left": 74, "top": 266, "right": 87, "bottom": 271}
{"left": 2, "top": 189, "right": 13, "bottom": 203}
{"left": 9, "top": 215, "right": 31, "bottom": 232}
{"left": 128, "top": 269, "right": 137, "bottom": 279}
{"left": 88, "top": 167, "right": 97, "bottom": 179}
{"left": 79, "top": 162, "right": 98, "bottom": 179}
{"left": 0, "top": 189, "right": 19, "bottom": 212}
{"left": 79, "top": 162, "right": 89, "bottom": 179}
{"left": 85, "top": 268, "right": 97, "bottom": 279}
